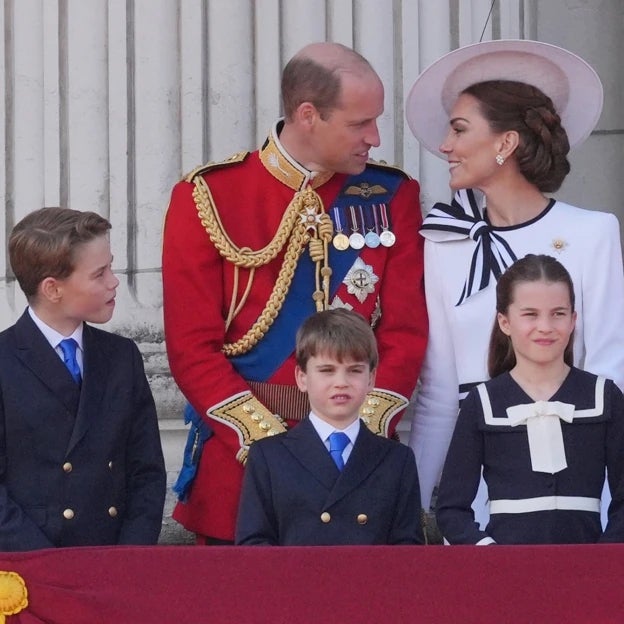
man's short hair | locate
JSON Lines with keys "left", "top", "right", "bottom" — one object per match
{"left": 281, "top": 44, "right": 374, "bottom": 120}
{"left": 9, "top": 207, "right": 111, "bottom": 301}
{"left": 295, "top": 308, "right": 378, "bottom": 371}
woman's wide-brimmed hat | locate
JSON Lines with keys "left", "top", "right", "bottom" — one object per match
{"left": 405, "top": 39, "right": 603, "bottom": 158}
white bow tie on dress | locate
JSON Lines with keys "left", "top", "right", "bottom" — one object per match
{"left": 506, "top": 400, "right": 575, "bottom": 474}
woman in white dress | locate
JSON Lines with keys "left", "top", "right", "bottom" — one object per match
{"left": 404, "top": 39, "right": 624, "bottom": 540}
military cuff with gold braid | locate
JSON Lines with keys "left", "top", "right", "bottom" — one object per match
{"left": 359, "top": 388, "right": 408, "bottom": 437}
{"left": 210, "top": 392, "right": 287, "bottom": 464}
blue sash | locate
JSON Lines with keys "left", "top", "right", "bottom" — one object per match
{"left": 230, "top": 166, "right": 404, "bottom": 381}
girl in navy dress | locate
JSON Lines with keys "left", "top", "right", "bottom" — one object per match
{"left": 436, "top": 254, "right": 624, "bottom": 544}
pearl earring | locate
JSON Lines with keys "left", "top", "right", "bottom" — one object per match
{"left": 496, "top": 154, "right": 505, "bottom": 166}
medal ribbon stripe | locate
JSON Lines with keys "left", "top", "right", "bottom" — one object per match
{"left": 348, "top": 205, "right": 365, "bottom": 249}
{"left": 332, "top": 207, "right": 350, "bottom": 250}
{"left": 378, "top": 203, "right": 396, "bottom": 247}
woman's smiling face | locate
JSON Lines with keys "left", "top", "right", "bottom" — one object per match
{"left": 439, "top": 93, "right": 506, "bottom": 191}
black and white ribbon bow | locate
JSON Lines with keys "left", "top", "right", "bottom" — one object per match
{"left": 421, "top": 188, "right": 518, "bottom": 305}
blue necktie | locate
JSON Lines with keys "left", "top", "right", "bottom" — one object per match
{"left": 328, "top": 432, "right": 350, "bottom": 471}
{"left": 59, "top": 338, "right": 82, "bottom": 385}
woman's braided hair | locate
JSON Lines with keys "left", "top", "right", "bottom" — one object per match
{"left": 463, "top": 80, "right": 571, "bottom": 192}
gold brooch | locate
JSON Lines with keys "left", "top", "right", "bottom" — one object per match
{"left": 551, "top": 238, "right": 568, "bottom": 253}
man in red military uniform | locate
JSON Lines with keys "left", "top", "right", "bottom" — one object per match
{"left": 162, "top": 42, "right": 428, "bottom": 543}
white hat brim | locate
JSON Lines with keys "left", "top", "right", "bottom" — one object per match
{"left": 405, "top": 39, "right": 603, "bottom": 158}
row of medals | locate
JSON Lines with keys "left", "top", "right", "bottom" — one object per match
{"left": 332, "top": 203, "right": 396, "bottom": 251}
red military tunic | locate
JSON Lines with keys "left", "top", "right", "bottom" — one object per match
{"left": 162, "top": 122, "right": 428, "bottom": 540}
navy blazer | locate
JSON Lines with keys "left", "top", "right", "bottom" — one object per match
{"left": 0, "top": 310, "right": 166, "bottom": 551}
{"left": 236, "top": 417, "right": 423, "bottom": 545}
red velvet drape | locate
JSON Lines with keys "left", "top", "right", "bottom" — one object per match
{"left": 0, "top": 544, "right": 622, "bottom": 623}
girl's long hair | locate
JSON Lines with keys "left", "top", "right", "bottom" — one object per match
{"left": 488, "top": 254, "right": 575, "bottom": 378}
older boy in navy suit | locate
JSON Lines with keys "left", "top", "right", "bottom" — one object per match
{"left": 236, "top": 309, "right": 423, "bottom": 545}
{"left": 0, "top": 207, "right": 166, "bottom": 550}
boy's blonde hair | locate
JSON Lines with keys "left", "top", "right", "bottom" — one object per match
{"left": 295, "top": 308, "right": 378, "bottom": 371}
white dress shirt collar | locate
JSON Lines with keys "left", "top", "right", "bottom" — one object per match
{"left": 308, "top": 413, "right": 361, "bottom": 466}
{"left": 28, "top": 307, "right": 84, "bottom": 352}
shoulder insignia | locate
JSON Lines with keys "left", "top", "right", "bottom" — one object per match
{"left": 183, "top": 151, "right": 249, "bottom": 182}
{"left": 366, "top": 158, "right": 412, "bottom": 180}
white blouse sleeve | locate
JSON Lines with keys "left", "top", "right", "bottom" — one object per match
{"left": 580, "top": 212, "right": 624, "bottom": 391}
{"left": 408, "top": 239, "right": 460, "bottom": 511}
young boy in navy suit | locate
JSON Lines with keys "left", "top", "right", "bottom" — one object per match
{"left": 0, "top": 207, "right": 166, "bottom": 550}
{"left": 235, "top": 308, "right": 423, "bottom": 545}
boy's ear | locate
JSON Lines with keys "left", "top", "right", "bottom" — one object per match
{"left": 295, "top": 365, "right": 307, "bottom": 392}
{"left": 39, "top": 277, "right": 63, "bottom": 303}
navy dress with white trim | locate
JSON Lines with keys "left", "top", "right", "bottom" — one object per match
{"left": 436, "top": 367, "right": 624, "bottom": 544}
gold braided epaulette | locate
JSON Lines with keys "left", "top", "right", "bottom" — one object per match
{"left": 210, "top": 392, "right": 287, "bottom": 464}
{"left": 365, "top": 158, "right": 412, "bottom": 180}
{"left": 359, "top": 389, "right": 409, "bottom": 437}
{"left": 183, "top": 151, "right": 249, "bottom": 183}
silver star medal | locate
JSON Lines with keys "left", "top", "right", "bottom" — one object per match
{"left": 343, "top": 257, "right": 379, "bottom": 303}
